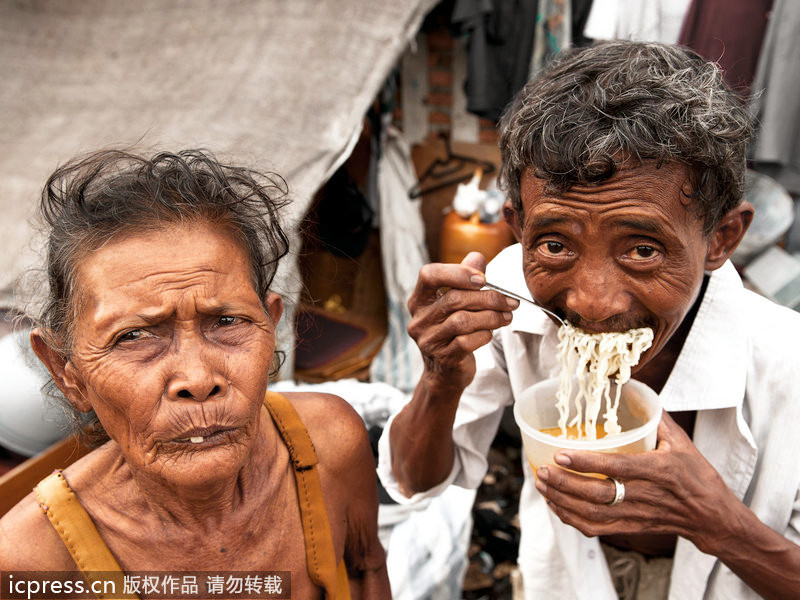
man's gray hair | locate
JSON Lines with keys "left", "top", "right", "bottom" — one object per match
{"left": 499, "top": 40, "right": 753, "bottom": 234}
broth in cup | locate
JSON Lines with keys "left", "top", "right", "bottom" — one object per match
{"left": 514, "top": 376, "right": 661, "bottom": 475}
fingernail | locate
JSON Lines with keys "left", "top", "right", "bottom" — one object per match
{"left": 554, "top": 453, "right": 571, "bottom": 466}
{"left": 535, "top": 479, "right": 547, "bottom": 495}
{"left": 506, "top": 297, "right": 520, "bottom": 308}
{"left": 537, "top": 466, "right": 549, "bottom": 481}
{"left": 470, "top": 274, "right": 485, "bottom": 287}
{"left": 503, "top": 311, "right": 512, "bottom": 322}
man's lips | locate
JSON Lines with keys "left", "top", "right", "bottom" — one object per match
{"left": 561, "top": 312, "right": 653, "bottom": 334}
{"left": 569, "top": 323, "right": 635, "bottom": 334}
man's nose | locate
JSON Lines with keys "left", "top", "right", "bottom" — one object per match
{"left": 564, "top": 264, "right": 631, "bottom": 325}
{"left": 165, "top": 335, "right": 228, "bottom": 402}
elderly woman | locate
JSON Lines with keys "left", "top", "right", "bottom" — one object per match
{"left": 0, "top": 149, "right": 390, "bottom": 599}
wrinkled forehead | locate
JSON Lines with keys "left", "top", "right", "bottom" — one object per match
{"left": 517, "top": 161, "right": 710, "bottom": 245}
{"left": 70, "top": 222, "right": 262, "bottom": 322}
{"left": 520, "top": 161, "right": 695, "bottom": 209}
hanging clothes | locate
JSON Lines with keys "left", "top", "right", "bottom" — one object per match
{"left": 583, "top": 0, "right": 691, "bottom": 44}
{"left": 570, "top": 0, "right": 596, "bottom": 47}
{"left": 452, "top": 0, "right": 540, "bottom": 122}
{"left": 369, "top": 125, "right": 428, "bottom": 393}
{"left": 749, "top": 0, "right": 800, "bottom": 197}
{"left": 677, "top": 0, "right": 773, "bottom": 97}
{"left": 529, "top": 0, "right": 571, "bottom": 77}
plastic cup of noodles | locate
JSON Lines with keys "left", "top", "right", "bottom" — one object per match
{"left": 513, "top": 376, "right": 662, "bottom": 474}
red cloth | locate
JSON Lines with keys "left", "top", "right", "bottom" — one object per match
{"left": 678, "top": 0, "right": 773, "bottom": 97}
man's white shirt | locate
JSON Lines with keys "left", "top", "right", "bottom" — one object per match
{"left": 378, "top": 243, "right": 800, "bottom": 599}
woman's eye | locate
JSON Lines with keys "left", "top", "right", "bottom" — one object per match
{"left": 216, "top": 316, "right": 239, "bottom": 327}
{"left": 117, "top": 329, "right": 144, "bottom": 343}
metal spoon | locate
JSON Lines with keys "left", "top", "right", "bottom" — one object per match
{"left": 482, "top": 281, "right": 566, "bottom": 326}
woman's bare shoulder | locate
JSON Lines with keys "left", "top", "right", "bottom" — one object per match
{"left": 276, "top": 391, "right": 370, "bottom": 470}
{"left": 0, "top": 491, "right": 75, "bottom": 569}
{"left": 0, "top": 445, "right": 122, "bottom": 570}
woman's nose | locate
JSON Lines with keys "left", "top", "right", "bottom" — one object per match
{"left": 564, "top": 265, "right": 631, "bottom": 325}
{"left": 165, "top": 337, "right": 228, "bottom": 402}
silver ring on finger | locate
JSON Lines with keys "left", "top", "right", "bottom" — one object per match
{"left": 607, "top": 477, "right": 625, "bottom": 506}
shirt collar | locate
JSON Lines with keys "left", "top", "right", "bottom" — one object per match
{"left": 659, "top": 261, "right": 748, "bottom": 411}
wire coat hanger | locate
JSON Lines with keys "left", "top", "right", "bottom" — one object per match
{"left": 408, "top": 133, "right": 496, "bottom": 198}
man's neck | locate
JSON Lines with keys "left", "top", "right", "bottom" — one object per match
{"left": 634, "top": 274, "right": 710, "bottom": 395}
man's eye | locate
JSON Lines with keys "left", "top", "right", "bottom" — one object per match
{"left": 542, "top": 241, "right": 566, "bottom": 255}
{"left": 630, "top": 245, "right": 658, "bottom": 259}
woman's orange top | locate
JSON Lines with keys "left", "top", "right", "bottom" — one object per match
{"left": 34, "top": 391, "right": 351, "bottom": 599}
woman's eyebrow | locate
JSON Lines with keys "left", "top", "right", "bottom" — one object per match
{"left": 198, "top": 302, "right": 253, "bottom": 316}
{"left": 93, "top": 308, "right": 171, "bottom": 332}
{"left": 134, "top": 310, "right": 173, "bottom": 324}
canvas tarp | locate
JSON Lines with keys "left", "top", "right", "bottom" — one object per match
{"left": 0, "top": 0, "right": 435, "bottom": 369}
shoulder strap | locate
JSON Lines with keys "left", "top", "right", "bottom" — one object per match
{"left": 34, "top": 471, "right": 137, "bottom": 599}
{"left": 264, "top": 391, "right": 351, "bottom": 600}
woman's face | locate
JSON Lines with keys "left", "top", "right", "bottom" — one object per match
{"left": 56, "top": 221, "right": 282, "bottom": 487}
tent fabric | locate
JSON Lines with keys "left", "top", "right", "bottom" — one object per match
{"left": 0, "top": 0, "right": 436, "bottom": 373}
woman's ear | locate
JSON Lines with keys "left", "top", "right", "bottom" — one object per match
{"left": 265, "top": 292, "right": 284, "bottom": 325}
{"left": 30, "top": 328, "right": 92, "bottom": 412}
{"left": 704, "top": 201, "right": 754, "bottom": 271}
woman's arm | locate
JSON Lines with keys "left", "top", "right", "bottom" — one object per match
{"left": 292, "top": 392, "right": 391, "bottom": 599}
{"left": 0, "top": 493, "right": 76, "bottom": 569}
{"left": 341, "top": 425, "right": 391, "bottom": 599}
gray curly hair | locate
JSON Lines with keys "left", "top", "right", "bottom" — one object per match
{"left": 499, "top": 40, "right": 753, "bottom": 235}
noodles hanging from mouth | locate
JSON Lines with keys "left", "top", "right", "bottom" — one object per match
{"left": 556, "top": 323, "right": 654, "bottom": 439}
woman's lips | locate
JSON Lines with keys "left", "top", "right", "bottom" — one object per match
{"left": 171, "top": 427, "right": 237, "bottom": 445}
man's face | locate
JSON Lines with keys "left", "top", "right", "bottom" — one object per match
{"left": 519, "top": 162, "right": 711, "bottom": 370}
{"left": 60, "top": 221, "right": 282, "bottom": 487}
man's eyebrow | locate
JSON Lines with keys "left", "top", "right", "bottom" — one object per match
{"left": 529, "top": 215, "right": 568, "bottom": 229}
{"left": 610, "top": 217, "right": 666, "bottom": 235}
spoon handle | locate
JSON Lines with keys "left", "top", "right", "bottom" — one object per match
{"left": 482, "top": 282, "right": 566, "bottom": 326}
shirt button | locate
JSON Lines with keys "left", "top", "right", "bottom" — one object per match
{"left": 588, "top": 550, "right": 596, "bottom": 559}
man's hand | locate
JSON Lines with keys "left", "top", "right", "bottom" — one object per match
{"left": 389, "top": 252, "right": 518, "bottom": 494}
{"left": 407, "top": 251, "right": 518, "bottom": 392}
{"left": 534, "top": 411, "right": 738, "bottom": 552}
{"left": 534, "top": 411, "right": 800, "bottom": 599}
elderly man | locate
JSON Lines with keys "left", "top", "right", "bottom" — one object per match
{"left": 378, "top": 41, "right": 800, "bottom": 599}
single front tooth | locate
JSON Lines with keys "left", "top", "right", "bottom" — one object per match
{"left": 190, "top": 436, "right": 204, "bottom": 443}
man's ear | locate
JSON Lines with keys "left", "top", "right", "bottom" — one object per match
{"left": 704, "top": 201, "right": 754, "bottom": 271}
{"left": 265, "top": 292, "right": 284, "bottom": 325}
{"left": 30, "top": 328, "right": 92, "bottom": 413}
{"left": 502, "top": 199, "right": 522, "bottom": 242}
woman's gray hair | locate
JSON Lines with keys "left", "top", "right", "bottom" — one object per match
{"left": 34, "top": 148, "right": 290, "bottom": 444}
{"left": 499, "top": 40, "right": 753, "bottom": 234}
